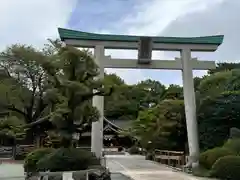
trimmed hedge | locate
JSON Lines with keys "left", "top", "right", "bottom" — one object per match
{"left": 210, "top": 155, "right": 240, "bottom": 180}
{"left": 36, "top": 148, "right": 101, "bottom": 172}
{"left": 24, "top": 148, "right": 101, "bottom": 173}
{"left": 199, "top": 147, "right": 235, "bottom": 169}
{"left": 128, "top": 146, "right": 139, "bottom": 154}
{"left": 223, "top": 139, "right": 240, "bottom": 154}
{"left": 24, "top": 148, "right": 54, "bottom": 172}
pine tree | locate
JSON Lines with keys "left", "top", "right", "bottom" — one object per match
{"left": 28, "top": 40, "right": 112, "bottom": 147}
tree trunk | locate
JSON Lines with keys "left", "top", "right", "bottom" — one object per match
{"left": 60, "top": 137, "right": 72, "bottom": 148}
{"left": 25, "top": 129, "right": 35, "bottom": 144}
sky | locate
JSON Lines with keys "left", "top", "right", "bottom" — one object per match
{"left": 1, "top": 0, "right": 240, "bottom": 85}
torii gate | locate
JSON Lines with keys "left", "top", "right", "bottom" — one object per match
{"left": 58, "top": 28, "right": 224, "bottom": 167}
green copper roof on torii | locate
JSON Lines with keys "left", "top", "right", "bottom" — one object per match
{"left": 58, "top": 28, "right": 224, "bottom": 45}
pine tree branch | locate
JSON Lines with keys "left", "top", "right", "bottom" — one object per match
{"left": 24, "top": 114, "right": 51, "bottom": 128}
{"left": 0, "top": 103, "right": 28, "bottom": 120}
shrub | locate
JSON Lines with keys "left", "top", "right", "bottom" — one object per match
{"left": 118, "top": 147, "right": 123, "bottom": 152}
{"left": 192, "top": 166, "right": 211, "bottom": 177}
{"left": 128, "top": 146, "right": 139, "bottom": 154}
{"left": 36, "top": 148, "right": 101, "bottom": 172}
{"left": 145, "top": 152, "right": 154, "bottom": 160}
{"left": 210, "top": 155, "right": 240, "bottom": 180}
{"left": 224, "top": 138, "right": 240, "bottom": 154}
{"left": 199, "top": 147, "right": 235, "bottom": 169}
{"left": 24, "top": 148, "right": 54, "bottom": 172}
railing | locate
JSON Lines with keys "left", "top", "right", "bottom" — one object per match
{"left": 154, "top": 150, "right": 185, "bottom": 168}
{"left": 103, "top": 146, "right": 125, "bottom": 155}
{"left": 0, "top": 145, "right": 36, "bottom": 160}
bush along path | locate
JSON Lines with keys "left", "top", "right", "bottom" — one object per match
{"left": 195, "top": 128, "right": 240, "bottom": 180}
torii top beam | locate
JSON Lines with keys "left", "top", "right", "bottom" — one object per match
{"left": 58, "top": 28, "right": 224, "bottom": 52}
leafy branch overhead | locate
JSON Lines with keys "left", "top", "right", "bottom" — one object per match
{"left": 0, "top": 116, "right": 26, "bottom": 141}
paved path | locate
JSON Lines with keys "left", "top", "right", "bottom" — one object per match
{"left": 0, "top": 163, "right": 24, "bottom": 180}
{"left": 106, "top": 154, "right": 210, "bottom": 180}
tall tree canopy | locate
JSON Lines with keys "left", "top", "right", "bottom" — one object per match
{"left": 130, "top": 99, "right": 186, "bottom": 151}
{"left": 28, "top": 41, "right": 112, "bottom": 147}
{"left": 0, "top": 45, "right": 51, "bottom": 143}
{"left": 198, "top": 91, "right": 240, "bottom": 150}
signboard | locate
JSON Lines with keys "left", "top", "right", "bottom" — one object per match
{"left": 138, "top": 37, "right": 152, "bottom": 64}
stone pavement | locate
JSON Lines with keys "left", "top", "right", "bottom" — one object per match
{"left": 0, "top": 163, "right": 24, "bottom": 180}
{"left": 0, "top": 155, "right": 212, "bottom": 180}
{"left": 106, "top": 154, "right": 211, "bottom": 180}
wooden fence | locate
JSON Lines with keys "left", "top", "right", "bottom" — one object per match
{"left": 0, "top": 144, "right": 35, "bottom": 159}
{"left": 154, "top": 149, "right": 186, "bottom": 168}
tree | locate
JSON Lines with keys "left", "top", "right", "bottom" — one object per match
{"left": 136, "top": 79, "right": 166, "bottom": 107}
{"left": 163, "top": 84, "right": 183, "bottom": 100}
{"left": 28, "top": 41, "right": 112, "bottom": 147}
{"left": 104, "top": 73, "right": 125, "bottom": 86}
{"left": 0, "top": 116, "right": 25, "bottom": 145}
{"left": 208, "top": 62, "right": 240, "bottom": 74}
{"left": 198, "top": 91, "right": 240, "bottom": 150}
{"left": 197, "top": 71, "right": 233, "bottom": 99}
{"left": 0, "top": 45, "right": 51, "bottom": 143}
{"left": 104, "top": 78, "right": 167, "bottom": 120}
{"left": 103, "top": 74, "right": 135, "bottom": 120}
{"left": 131, "top": 99, "right": 186, "bottom": 151}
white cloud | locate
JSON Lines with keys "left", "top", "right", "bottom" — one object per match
{"left": 102, "top": 0, "right": 225, "bottom": 84}
{"left": 0, "top": 0, "right": 77, "bottom": 50}
{"left": 120, "top": 0, "right": 224, "bottom": 36}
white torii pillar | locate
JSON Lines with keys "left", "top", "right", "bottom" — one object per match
{"left": 91, "top": 45, "right": 104, "bottom": 158}
{"left": 181, "top": 49, "right": 199, "bottom": 167}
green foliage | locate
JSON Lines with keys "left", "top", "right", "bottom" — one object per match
{"left": 136, "top": 79, "right": 166, "bottom": 106}
{"left": 198, "top": 69, "right": 240, "bottom": 100}
{"left": 198, "top": 91, "right": 240, "bottom": 150}
{"left": 0, "top": 44, "right": 50, "bottom": 124}
{"left": 104, "top": 78, "right": 166, "bottom": 120}
{"left": 208, "top": 62, "right": 240, "bottom": 74}
{"left": 128, "top": 146, "right": 140, "bottom": 154}
{"left": 26, "top": 41, "right": 112, "bottom": 147}
{"left": 192, "top": 166, "right": 211, "bottom": 178}
{"left": 36, "top": 148, "right": 100, "bottom": 172}
{"left": 0, "top": 44, "right": 55, "bottom": 144}
{"left": 198, "top": 71, "right": 233, "bottom": 98}
{"left": 210, "top": 155, "right": 240, "bottom": 180}
{"left": 24, "top": 148, "right": 54, "bottom": 172}
{"left": 131, "top": 99, "right": 186, "bottom": 151}
{"left": 199, "top": 147, "right": 235, "bottom": 169}
{"left": 163, "top": 84, "right": 183, "bottom": 100}
{"left": 223, "top": 139, "right": 240, "bottom": 154}
{"left": 0, "top": 116, "right": 25, "bottom": 142}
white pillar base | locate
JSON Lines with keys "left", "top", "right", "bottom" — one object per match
{"left": 91, "top": 121, "right": 98, "bottom": 153}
